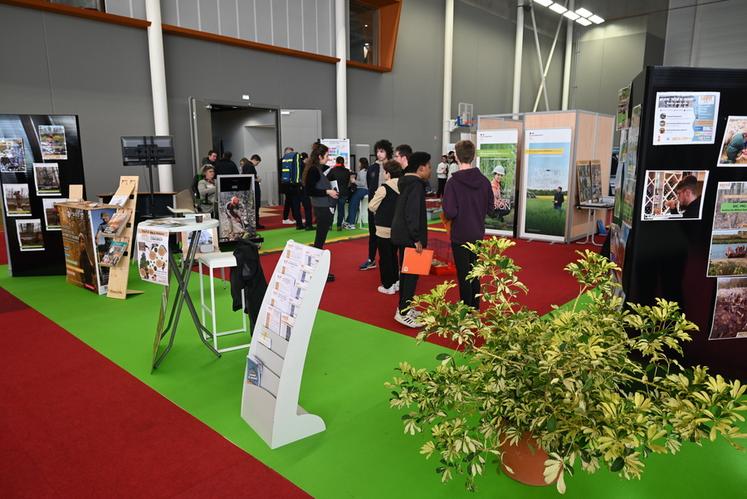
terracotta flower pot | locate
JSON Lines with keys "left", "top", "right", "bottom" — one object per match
{"left": 500, "top": 433, "right": 556, "bottom": 486}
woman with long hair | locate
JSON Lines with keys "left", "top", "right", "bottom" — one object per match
{"left": 303, "top": 142, "right": 339, "bottom": 280}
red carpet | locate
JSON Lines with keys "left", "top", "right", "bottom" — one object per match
{"left": 0, "top": 288, "right": 309, "bottom": 498}
{"left": 259, "top": 232, "right": 595, "bottom": 348}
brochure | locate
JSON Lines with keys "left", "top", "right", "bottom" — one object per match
{"left": 100, "top": 240, "right": 128, "bottom": 267}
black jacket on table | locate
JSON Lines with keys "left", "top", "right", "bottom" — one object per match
{"left": 230, "top": 239, "right": 267, "bottom": 327}
{"left": 391, "top": 174, "right": 428, "bottom": 248}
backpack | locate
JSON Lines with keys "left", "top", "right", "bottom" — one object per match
{"left": 280, "top": 152, "right": 300, "bottom": 184}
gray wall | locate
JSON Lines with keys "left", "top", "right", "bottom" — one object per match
{"left": 0, "top": 4, "right": 154, "bottom": 198}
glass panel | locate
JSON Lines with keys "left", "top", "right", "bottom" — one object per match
{"left": 349, "top": 0, "right": 378, "bottom": 65}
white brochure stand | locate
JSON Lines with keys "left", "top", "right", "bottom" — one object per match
{"left": 240, "top": 240, "right": 329, "bottom": 449}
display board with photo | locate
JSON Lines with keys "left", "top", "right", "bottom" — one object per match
{"left": 320, "top": 138, "right": 351, "bottom": 168}
{"left": 616, "top": 85, "right": 630, "bottom": 131}
{"left": 476, "top": 128, "right": 518, "bottom": 235}
{"left": 716, "top": 116, "right": 747, "bottom": 167}
{"left": 0, "top": 138, "right": 26, "bottom": 172}
{"left": 38, "top": 125, "right": 68, "bottom": 160}
{"left": 709, "top": 278, "right": 747, "bottom": 340}
{"left": 217, "top": 174, "right": 256, "bottom": 242}
{"left": 42, "top": 198, "right": 67, "bottom": 230}
{"left": 640, "top": 170, "right": 709, "bottom": 221}
{"left": 2, "top": 183, "right": 31, "bottom": 216}
{"left": 15, "top": 219, "right": 44, "bottom": 252}
{"left": 707, "top": 182, "right": 747, "bottom": 277}
{"left": 33, "top": 163, "right": 61, "bottom": 195}
{"left": 58, "top": 204, "right": 97, "bottom": 292}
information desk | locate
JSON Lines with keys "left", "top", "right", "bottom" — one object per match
{"left": 142, "top": 217, "right": 221, "bottom": 369}
{"left": 576, "top": 202, "right": 614, "bottom": 246}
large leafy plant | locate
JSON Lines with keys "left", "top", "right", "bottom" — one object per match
{"left": 387, "top": 238, "right": 747, "bottom": 493}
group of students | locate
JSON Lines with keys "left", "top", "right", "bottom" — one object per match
{"left": 296, "top": 138, "right": 493, "bottom": 328}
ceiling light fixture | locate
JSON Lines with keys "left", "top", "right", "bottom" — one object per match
{"left": 576, "top": 17, "right": 592, "bottom": 26}
{"left": 575, "top": 8, "right": 593, "bottom": 18}
{"left": 549, "top": 3, "right": 567, "bottom": 14}
{"left": 563, "top": 11, "right": 580, "bottom": 20}
{"left": 589, "top": 14, "right": 605, "bottom": 24}
{"left": 533, "top": 0, "right": 554, "bottom": 6}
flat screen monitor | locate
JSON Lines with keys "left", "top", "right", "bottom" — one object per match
{"left": 121, "top": 136, "right": 176, "bottom": 166}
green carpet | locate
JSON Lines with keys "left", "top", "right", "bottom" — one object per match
{"left": 257, "top": 226, "right": 368, "bottom": 253}
{"left": 1, "top": 264, "right": 746, "bottom": 498}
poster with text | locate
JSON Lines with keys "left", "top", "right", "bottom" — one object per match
{"left": 58, "top": 204, "right": 99, "bottom": 293}
{"left": 2, "top": 183, "right": 31, "bottom": 216}
{"left": 321, "top": 138, "right": 351, "bottom": 169}
{"left": 38, "top": 125, "right": 68, "bottom": 160}
{"left": 616, "top": 85, "right": 630, "bottom": 131}
{"left": 136, "top": 227, "right": 169, "bottom": 286}
{"left": 15, "top": 219, "right": 44, "bottom": 252}
{"left": 653, "top": 91, "right": 720, "bottom": 145}
{"left": 716, "top": 116, "right": 747, "bottom": 166}
{"left": 476, "top": 128, "right": 518, "bottom": 234}
{"left": 90, "top": 207, "right": 117, "bottom": 293}
{"left": 709, "top": 278, "right": 747, "bottom": 340}
{"left": 42, "top": 197, "right": 67, "bottom": 230}
{"left": 521, "top": 128, "right": 572, "bottom": 240}
{"left": 0, "top": 138, "right": 26, "bottom": 172}
{"left": 33, "top": 162, "right": 61, "bottom": 195}
{"left": 707, "top": 182, "right": 747, "bottom": 277}
{"left": 641, "top": 170, "right": 709, "bottom": 221}
{"left": 217, "top": 174, "right": 256, "bottom": 242}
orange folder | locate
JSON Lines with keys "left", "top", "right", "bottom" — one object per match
{"left": 401, "top": 247, "right": 434, "bottom": 275}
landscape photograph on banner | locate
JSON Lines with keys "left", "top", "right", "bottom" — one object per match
{"left": 476, "top": 128, "right": 518, "bottom": 233}
{"left": 522, "top": 128, "right": 572, "bottom": 238}
{"left": 709, "top": 277, "right": 747, "bottom": 340}
{"left": 33, "top": 162, "right": 61, "bottom": 195}
{"left": 15, "top": 218, "right": 44, "bottom": 252}
{"left": 3, "top": 183, "right": 31, "bottom": 216}
{"left": 641, "top": 170, "right": 709, "bottom": 221}
{"left": 217, "top": 175, "right": 256, "bottom": 242}
{"left": 38, "top": 125, "right": 68, "bottom": 160}
{"left": 42, "top": 198, "right": 67, "bottom": 230}
{"left": 0, "top": 137, "right": 26, "bottom": 172}
{"left": 653, "top": 91, "right": 720, "bottom": 145}
{"left": 716, "top": 116, "right": 747, "bottom": 166}
{"left": 707, "top": 182, "right": 747, "bottom": 277}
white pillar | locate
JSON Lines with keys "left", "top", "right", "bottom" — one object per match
{"left": 561, "top": 0, "right": 574, "bottom": 110}
{"left": 145, "top": 0, "right": 173, "bottom": 191}
{"left": 335, "top": 0, "right": 347, "bottom": 138}
{"left": 512, "top": 0, "right": 525, "bottom": 116}
{"left": 442, "top": 0, "right": 454, "bottom": 154}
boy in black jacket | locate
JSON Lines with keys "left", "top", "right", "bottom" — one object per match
{"left": 391, "top": 151, "right": 432, "bottom": 328}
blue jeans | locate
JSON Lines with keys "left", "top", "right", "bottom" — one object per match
{"left": 347, "top": 188, "right": 368, "bottom": 225}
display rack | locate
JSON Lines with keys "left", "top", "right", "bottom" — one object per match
{"left": 241, "top": 240, "right": 329, "bottom": 449}
{"left": 106, "top": 176, "right": 141, "bottom": 300}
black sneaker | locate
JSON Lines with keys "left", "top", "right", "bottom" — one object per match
{"left": 305, "top": 226, "right": 316, "bottom": 231}
{"left": 326, "top": 273, "right": 336, "bottom": 282}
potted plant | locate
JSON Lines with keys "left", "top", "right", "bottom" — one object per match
{"left": 387, "top": 238, "right": 747, "bottom": 493}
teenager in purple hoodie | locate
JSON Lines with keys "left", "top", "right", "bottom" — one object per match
{"left": 442, "top": 140, "right": 494, "bottom": 309}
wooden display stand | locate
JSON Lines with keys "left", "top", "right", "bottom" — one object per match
{"left": 478, "top": 111, "right": 614, "bottom": 242}
{"left": 106, "top": 176, "right": 141, "bottom": 299}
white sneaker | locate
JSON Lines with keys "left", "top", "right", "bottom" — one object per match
{"left": 282, "top": 219, "right": 295, "bottom": 225}
{"left": 393, "top": 280, "right": 400, "bottom": 292}
{"left": 395, "top": 310, "right": 423, "bottom": 328}
{"left": 378, "top": 284, "right": 396, "bottom": 295}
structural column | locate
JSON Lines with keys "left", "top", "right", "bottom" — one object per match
{"left": 561, "top": 0, "right": 574, "bottom": 110}
{"left": 512, "top": 0, "right": 525, "bottom": 116}
{"left": 145, "top": 0, "right": 173, "bottom": 191}
{"left": 335, "top": 0, "right": 347, "bottom": 138}
{"left": 442, "top": 0, "right": 454, "bottom": 154}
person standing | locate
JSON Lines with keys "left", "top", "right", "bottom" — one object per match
{"left": 442, "top": 140, "right": 494, "bottom": 309}
{"left": 369, "top": 160, "right": 404, "bottom": 294}
{"left": 553, "top": 186, "right": 564, "bottom": 211}
{"left": 303, "top": 142, "right": 339, "bottom": 281}
{"left": 359, "top": 139, "right": 393, "bottom": 271}
{"left": 347, "top": 157, "right": 369, "bottom": 228}
{"left": 447, "top": 151, "right": 459, "bottom": 180}
{"left": 327, "top": 156, "right": 351, "bottom": 230}
{"left": 241, "top": 155, "right": 265, "bottom": 229}
{"left": 436, "top": 155, "right": 448, "bottom": 196}
{"left": 280, "top": 146, "right": 305, "bottom": 230}
{"left": 214, "top": 151, "right": 239, "bottom": 176}
{"left": 391, "top": 152, "right": 431, "bottom": 328}
{"left": 299, "top": 152, "right": 314, "bottom": 229}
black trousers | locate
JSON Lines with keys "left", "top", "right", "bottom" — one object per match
{"left": 254, "top": 184, "right": 261, "bottom": 225}
{"left": 377, "top": 237, "right": 399, "bottom": 289}
{"left": 452, "top": 242, "right": 480, "bottom": 309}
{"left": 313, "top": 206, "right": 333, "bottom": 249}
{"left": 285, "top": 187, "right": 304, "bottom": 228}
{"left": 398, "top": 245, "right": 419, "bottom": 313}
{"left": 367, "top": 209, "right": 377, "bottom": 261}
{"left": 301, "top": 192, "right": 313, "bottom": 228}
{"left": 282, "top": 192, "right": 291, "bottom": 219}
{"left": 437, "top": 178, "right": 447, "bottom": 196}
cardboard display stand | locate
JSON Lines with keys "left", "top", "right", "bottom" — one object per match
{"left": 106, "top": 176, "right": 141, "bottom": 299}
{"left": 241, "top": 240, "right": 329, "bottom": 449}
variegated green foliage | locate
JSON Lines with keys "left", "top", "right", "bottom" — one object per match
{"left": 387, "top": 238, "right": 747, "bottom": 493}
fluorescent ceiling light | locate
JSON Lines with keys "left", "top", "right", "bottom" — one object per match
{"left": 589, "top": 15, "right": 605, "bottom": 24}
{"left": 576, "top": 17, "right": 592, "bottom": 26}
{"left": 549, "top": 3, "right": 567, "bottom": 14}
{"left": 575, "top": 8, "right": 593, "bottom": 18}
{"left": 563, "top": 11, "right": 580, "bottom": 20}
{"left": 533, "top": 0, "right": 554, "bottom": 6}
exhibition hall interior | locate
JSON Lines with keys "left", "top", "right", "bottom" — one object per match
{"left": 3, "top": 0, "right": 747, "bottom": 497}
